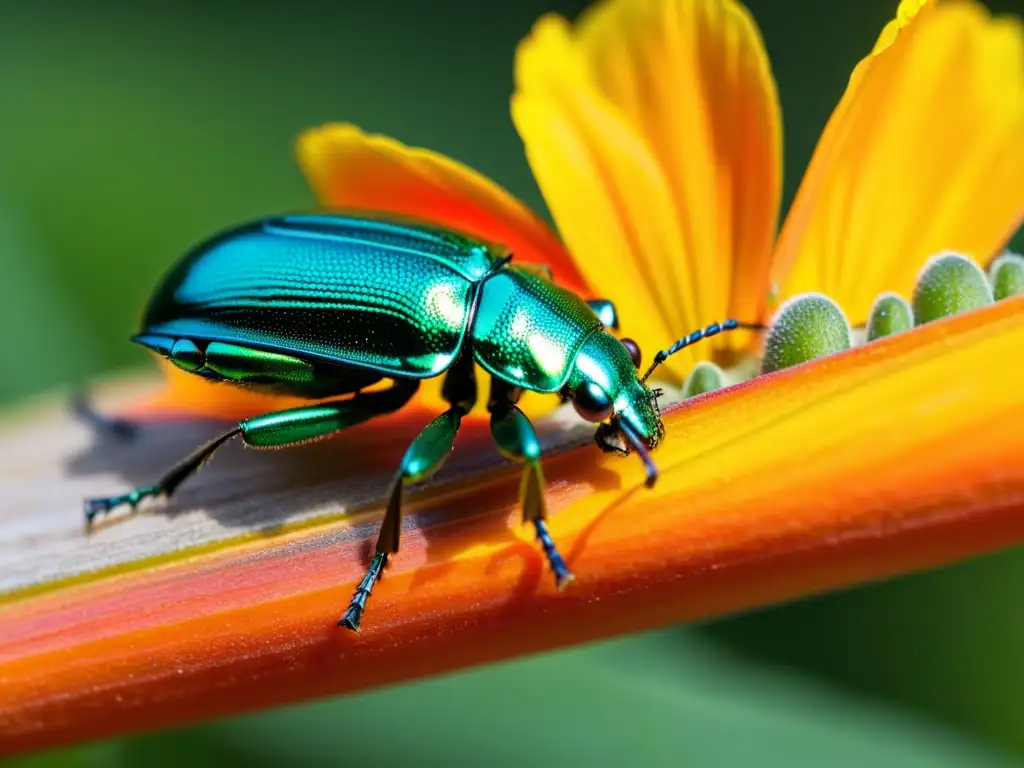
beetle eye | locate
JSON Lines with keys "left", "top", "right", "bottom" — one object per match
{"left": 572, "top": 382, "right": 614, "bottom": 423}
{"left": 620, "top": 338, "right": 642, "bottom": 369}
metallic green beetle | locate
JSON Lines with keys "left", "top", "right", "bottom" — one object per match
{"left": 85, "top": 213, "right": 739, "bottom": 630}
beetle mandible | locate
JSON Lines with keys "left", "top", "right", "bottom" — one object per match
{"left": 85, "top": 213, "right": 743, "bottom": 630}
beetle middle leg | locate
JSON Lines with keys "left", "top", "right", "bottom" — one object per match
{"left": 487, "top": 378, "right": 573, "bottom": 589}
{"left": 83, "top": 379, "right": 419, "bottom": 525}
{"left": 339, "top": 351, "right": 477, "bottom": 631}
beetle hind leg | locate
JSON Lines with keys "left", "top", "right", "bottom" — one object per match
{"left": 71, "top": 388, "right": 137, "bottom": 443}
{"left": 83, "top": 380, "right": 419, "bottom": 527}
{"left": 84, "top": 427, "right": 241, "bottom": 525}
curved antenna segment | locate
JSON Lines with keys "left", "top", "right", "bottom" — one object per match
{"left": 641, "top": 319, "right": 764, "bottom": 383}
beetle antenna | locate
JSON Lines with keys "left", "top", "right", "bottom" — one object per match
{"left": 641, "top": 319, "right": 763, "bottom": 383}
{"left": 618, "top": 420, "right": 658, "bottom": 488}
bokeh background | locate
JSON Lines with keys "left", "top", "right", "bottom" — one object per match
{"left": 3, "top": 0, "right": 1023, "bottom": 765}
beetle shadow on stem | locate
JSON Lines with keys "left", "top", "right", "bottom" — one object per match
{"left": 66, "top": 406, "right": 486, "bottom": 532}
{"left": 62, "top": 397, "right": 623, "bottom": 597}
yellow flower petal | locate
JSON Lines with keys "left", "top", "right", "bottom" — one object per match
{"left": 576, "top": 0, "right": 783, "bottom": 356}
{"left": 772, "top": 0, "right": 1024, "bottom": 323}
{"left": 872, "top": 0, "right": 931, "bottom": 54}
{"left": 513, "top": 0, "right": 782, "bottom": 379}
{"left": 513, "top": 18, "right": 684, "bottom": 378}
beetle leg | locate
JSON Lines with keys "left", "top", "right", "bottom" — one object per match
{"left": 488, "top": 379, "right": 573, "bottom": 589}
{"left": 83, "top": 380, "right": 418, "bottom": 526}
{"left": 440, "top": 348, "right": 478, "bottom": 414}
{"left": 83, "top": 427, "right": 242, "bottom": 526}
{"left": 339, "top": 405, "right": 465, "bottom": 631}
{"left": 71, "top": 388, "right": 137, "bottom": 443}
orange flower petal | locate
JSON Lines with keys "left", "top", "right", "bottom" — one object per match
{"left": 3, "top": 297, "right": 1021, "bottom": 755}
{"left": 296, "top": 123, "right": 585, "bottom": 293}
{"left": 512, "top": 0, "right": 782, "bottom": 377}
{"left": 124, "top": 360, "right": 320, "bottom": 421}
{"left": 771, "top": 0, "right": 1024, "bottom": 322}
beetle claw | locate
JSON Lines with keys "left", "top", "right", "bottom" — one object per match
{"left": 83, "top": 498, "right": 110, "bottom": 526}
{"left": 337, "top": 611, "right": 361, "bottom": 632}
{"left": 555, "top": 570, "right": 576, "bottom": 591}
{"left": 83, "top": 484, "right": 164, "bottom": 527}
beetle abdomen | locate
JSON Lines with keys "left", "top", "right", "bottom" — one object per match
{"left": 139, "top": 215, "right": 502, "bottom": 378}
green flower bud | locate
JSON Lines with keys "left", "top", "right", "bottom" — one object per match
{"left": 989, "top": 251, "right": 1024, "bottom": 301}
{"left": 682, "top": 361, "right": 727, "bottom": 398}
{"left": 912, "top": 251, "right": 993, "bottom": 325}
{"left": 761, "top": 293, "right": 852, "bottom": 374}
{"left": 866, "top": 292, "right": 913, "bottom": 341}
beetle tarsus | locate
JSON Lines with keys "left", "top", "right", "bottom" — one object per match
{"left": 533, "top": 519, "right": 574, "bottom": 589}
{"left": 83, "top": 498, "right": 110, "bottom": 527}
{"left": 339, "top": 552, "right": 389, "bottom": 632}
{"left": 84, "top": 484, "right": 163, "bottom": 527}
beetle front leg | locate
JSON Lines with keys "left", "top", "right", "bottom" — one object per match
{"left": 488, "top": 379, "right": 573, "bottom": 589}
{"left": 83, "top": 380, "right": 418, "bottom": 526}
{"left": 339, "top": 406, "right": 464, "bottom": 631}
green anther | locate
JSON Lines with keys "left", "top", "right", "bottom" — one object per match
{"left": 761, "top": 293, "right": 852, "bottom": 374}
{"left": 866, "top": 292, "right": 913, "bottom": 341}
{"left": 989, "top": 251, "right": 1024, "bottom": 301}
{"left": 682, "top": 361, "right": 727, "bottom": 397}
{"left": 912, "top": 251, "right": 993, "bottom": 325}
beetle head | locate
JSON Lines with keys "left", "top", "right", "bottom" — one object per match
{"left": 565, "top": 329, "right": 664, "bottom": 487}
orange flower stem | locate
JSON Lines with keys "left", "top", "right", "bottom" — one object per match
{"left": 1, "top": 298, "right": 1022, "bottom": 757}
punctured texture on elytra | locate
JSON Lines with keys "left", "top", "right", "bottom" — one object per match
{"left": 761, "top": 293, "right": 852, "bottom": 374}
{"left": 912, "top": 252, "right": 993, "bottom": 325}
{"left": 989, "top": 252, "right": 1024, "bottom": 301}
{"left": 866, "top": 293, "right": 914, "bottom": 341}
{"left": 682, "top": 361, "right": 727, "bottom": 398}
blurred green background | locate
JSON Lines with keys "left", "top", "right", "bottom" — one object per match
{"left": 3, "top": 0, "right": 1023, "bottom": 765}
